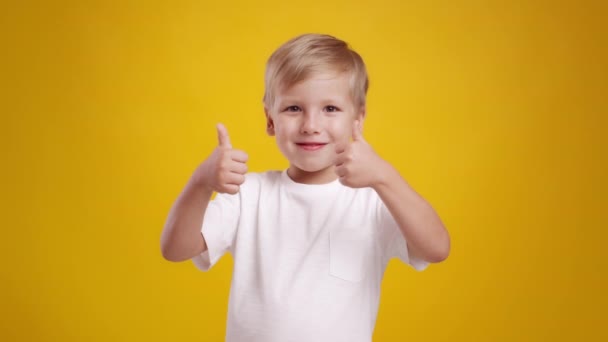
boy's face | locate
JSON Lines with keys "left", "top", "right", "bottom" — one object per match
{"left": 265, "top": 72, "right": 364, "bottom": 184}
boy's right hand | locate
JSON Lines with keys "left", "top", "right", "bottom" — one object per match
{"left": 193, "top": 123, "right": 248, "bottom": 194}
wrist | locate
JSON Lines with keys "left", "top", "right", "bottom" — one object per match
{"left": 191, "top": 163, "right": 214, "bottom": 193}
{"left": 371, "top": 160, "right": 400, "bottom": 191}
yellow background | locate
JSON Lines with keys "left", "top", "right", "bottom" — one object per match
{"left": 2, "top": 0, "right": 606, "bottom": 341}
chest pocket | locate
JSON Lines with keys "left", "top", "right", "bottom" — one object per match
{"left": 329, "top": 228, "right": 374, "bottom": 282}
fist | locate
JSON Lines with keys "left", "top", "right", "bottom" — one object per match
{"left": 335, "top": 121, "right": 387, "bottom": 188}
{"left": 195, "top": 123, "right": 248, "bottom": 194}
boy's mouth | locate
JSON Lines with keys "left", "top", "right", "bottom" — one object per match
{"left": 296, "top": 142, "right": 327, "bottom": 151}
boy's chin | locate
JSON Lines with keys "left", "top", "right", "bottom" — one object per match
{"left": 287, "top": 164, "right": 337, "bottom": 182}
{"left": 289, "top": 163, "right": 333, "bottom": 174}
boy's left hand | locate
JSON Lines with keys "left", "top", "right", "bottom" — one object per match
{"left": 335, "top": 121, "right": 389, "bottom": 188}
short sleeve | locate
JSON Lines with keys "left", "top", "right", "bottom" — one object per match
{"left": 192, "top": 192, "right": 240, "bottom": 271}
{"left": 377, "top": 199, "right": 429, "bottom": 271}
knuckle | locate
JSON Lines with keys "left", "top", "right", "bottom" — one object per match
{"left": 218, "top": 161, "right": 227, "bottom": 171}
{"left": 220, "top": 161, "right": 233, "bottom": 173}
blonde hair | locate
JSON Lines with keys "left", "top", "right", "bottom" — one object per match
{"left": 263, "top": 33, "right": 369, "bottom": 112}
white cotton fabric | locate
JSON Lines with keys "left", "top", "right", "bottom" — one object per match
{"left": 192, "top": 170, "right": 428, "bottom": 342}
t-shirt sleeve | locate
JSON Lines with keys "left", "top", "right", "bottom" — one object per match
{"left": 192, "top": 192, "right": 240, "bottom": 271}
{"left": 377, "top": 198, "right": 429, "bottom": 271}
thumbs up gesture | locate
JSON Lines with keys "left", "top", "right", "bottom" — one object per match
{"left": 194, "top": 123, "right": 249, "bottom": 194}
{"left": 335, "top": 120, "right": 388, "bottom": 188}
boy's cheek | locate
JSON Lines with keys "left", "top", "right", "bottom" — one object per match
{"left": 327, "top": 121, "right": 350, "bottom": 136}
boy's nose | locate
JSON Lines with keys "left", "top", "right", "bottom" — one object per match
{"left": 300, "top": 114, "right": 321, "bottom": 134}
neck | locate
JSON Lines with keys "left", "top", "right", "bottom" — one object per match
{"left": 287, "top": 166, "right": 338, "bottom": 184}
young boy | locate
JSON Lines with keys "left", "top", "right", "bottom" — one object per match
{"left": 161, "top": 33, "right": 450, "bottom": 341}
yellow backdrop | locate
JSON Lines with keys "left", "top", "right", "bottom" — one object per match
{"left": 2, "top": 0, "right": 606, "bottom": 341}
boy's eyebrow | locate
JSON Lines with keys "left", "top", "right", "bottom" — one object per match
{"left": 277, "top": 96, "right": 348, "bottom": 104}
{"left": 275, "top": 100, "right": 299, "bottom": 108}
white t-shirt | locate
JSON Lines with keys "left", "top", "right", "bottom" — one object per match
{"left": 193, "top": 170, "right": 428, "bottom": 342}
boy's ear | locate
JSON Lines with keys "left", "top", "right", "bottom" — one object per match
{"left": 357, "top": 107, "right": 366, "bottom": 129}
{"left": 264, "top": 107, "right": 275, "bottom": 136}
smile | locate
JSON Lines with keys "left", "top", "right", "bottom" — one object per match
{"left": 296, "top": 143, "right": 327, "bottom": 151}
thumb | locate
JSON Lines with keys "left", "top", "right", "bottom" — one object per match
{"left": 352, "top": 120, "right": 364, "bottom": 141}
{"left": 216, "top": 123, "right": 232, "bottom": 148}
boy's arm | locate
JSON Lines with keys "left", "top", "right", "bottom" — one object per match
{"left": 335, "top": 121, "right": 450, "bottom": 263}
{"left": 372, "top": 166, "right": 450, "bottom": 263}
{"left": 160, "top": 124, "right": 248, "bottom": 262}
{"left": 160, "top": 177, "right": 212, "bottom": 262}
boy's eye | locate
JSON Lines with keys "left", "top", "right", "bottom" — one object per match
{"left": 285, "top": 105, "right": 301, "bottom": 112}
{"left": 325, "top": 105, "right": 339, "bottom": 112}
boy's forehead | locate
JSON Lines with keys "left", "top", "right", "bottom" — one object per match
{"left": 277, "top": 72, "right": 351, "bottom": 96}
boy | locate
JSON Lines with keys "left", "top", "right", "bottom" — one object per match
{"left": 161, "top": 34, "right": 450, "bottom": 341}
